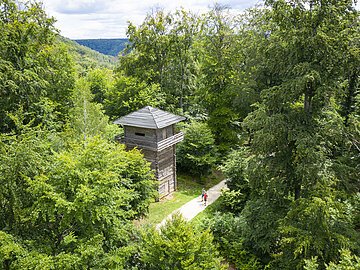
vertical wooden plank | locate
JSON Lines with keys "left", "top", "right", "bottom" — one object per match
{"left": 172, "top": 123, "right": 177, "bottom": 191}
{"left": 155, "top": 126, "right": 160, "bottom": 197}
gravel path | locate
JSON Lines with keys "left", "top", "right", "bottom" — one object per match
{"left": 156, "top": 179, "right": 227, "bottom": 229}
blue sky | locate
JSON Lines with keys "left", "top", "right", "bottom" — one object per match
{"left": 41, "top": 0, "right": 262, "bottom": 39}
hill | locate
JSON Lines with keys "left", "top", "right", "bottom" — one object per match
{"left": 59, "top": 36, "right": 117, "bottom": 70}
{"left": 74, "top": 38, "right": 129, "bottom": 56}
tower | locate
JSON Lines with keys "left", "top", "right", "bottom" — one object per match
{"left": 114, "top": 106, "right": 185, "bottom": 198}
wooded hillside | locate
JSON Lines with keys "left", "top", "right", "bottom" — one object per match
{"left": 75, "top": 38, "right": 129, "bottom": 56}
{"left": 60, "top": 36, "right": 117, "bottom": 69}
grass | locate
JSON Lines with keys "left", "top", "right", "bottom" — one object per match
{"left": 137, "top": 170, "right": 224, "bottom": 226}
{"left": 191, "top": 196, "right": 222, "bottom": 227}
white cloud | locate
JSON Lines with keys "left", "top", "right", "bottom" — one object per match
{"left": 41, "top": 0, "right": 261, "bottom": 39}
{"left": 42, "top": 0, "right": 360, "bottom": 39}
{"left": 54, "top": 0, "right": 107, "bottom": 14}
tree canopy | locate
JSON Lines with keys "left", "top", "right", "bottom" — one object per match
{"left": 0, "top": 0, "right": 359, "bottom": 269}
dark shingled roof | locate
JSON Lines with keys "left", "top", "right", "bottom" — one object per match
{"left": 114, "top": 106, "right": 186, "bottom": 129}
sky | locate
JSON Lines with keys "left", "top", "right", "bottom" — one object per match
{"left": 40, "top": 0, "right": 262, "bottom": 39}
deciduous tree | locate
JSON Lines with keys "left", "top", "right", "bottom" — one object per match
{"left": 136, "top": 214, "right": 226, "bottom": 270}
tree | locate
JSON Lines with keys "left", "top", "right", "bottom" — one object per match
{"left": 199, "top": 4, "right": 253, "bottom": 153}
{"left": 68, "top": 77, "right": 109, "bottom": 141}
{"left": 164, "top": 9, "right": 201, "bottom": 111}
{"left": 120, "top": 9, "right": 172, "bottom": 92}
{"left": 0, "top": 119, "right": 52, "bottom": 237}
{"left": 0, "top": 0, "right": 75, "bottom": 132}
{"left": 136, "top": 214, "right": 226, "bottom": 270}
{"left": 119, "top": 8, "right": 202, "bottom": 113}
{"left": 304, "top": 250, "right": 360, "bottom": 270}
{"left": 0, "top": 129, "right": 156, "bottom": 268}
{"left": 86, "top": 68, "right": 114, "bottom": 104}
{"left": 200, "top": 212, "right": 261, "bottom": 270}
{"left": 36, "top": 42, "right": 76, "bottom": 124}
{"left": 231, "top": 0, "right": 360, "bottom": 268}
{"left": 326, "top": 249, "right": 360, "bottom": 270}
{"left": 176, "top": 121, "right": 217, "bottom": 177}
{"left": 104, "top": 73, "right": 165, "bottom": 119}
{"left": 0, "top": 73, "right": 156, "bottom": 268}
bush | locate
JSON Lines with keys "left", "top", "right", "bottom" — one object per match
{"left": 217, "top": 189, "right": 247, "bottom": 215}
{"left": 200, "top": 212, "right": 261, "bottom": 270}
{"left": 219, "top": 148, "right": 252, "bottom": 213}
{"left": 136, "top": 213, "right": 226, "bottom": 270}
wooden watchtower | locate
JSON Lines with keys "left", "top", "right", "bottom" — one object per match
{"left": 114, "top": 106, "right": 185, "bottom": 198}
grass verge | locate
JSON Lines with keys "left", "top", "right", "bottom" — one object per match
{"left": 137, "top": 170, "right": 224, "bottom": 226}
{"left": 190, "top": 196, "right": 222, "bottom": 227}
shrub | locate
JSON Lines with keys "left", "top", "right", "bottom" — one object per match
{"left": 200, "top": 212, "right": 261, "bottom": 270}
{"left": 136, "top": 213, "right": 226, "bottom": 270}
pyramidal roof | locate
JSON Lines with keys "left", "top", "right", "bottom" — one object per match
{"left": 114, "top": 106, "right": 186, "bottom": 129}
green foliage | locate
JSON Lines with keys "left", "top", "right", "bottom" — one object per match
{"left": 36, "top": 42, "right": 76, "bottom": 119}
{"left": 220, "top": 149, "right": 252, "bottom": 213}
{"left": 85, "top": 68, "right": 114, "bottom": 104}
{"left": 273, "top": 194, "right": 355, "bottom": 269}
{"left": 304, "top": 250, "right": 360, "bottom": 270}
{"left": 177, "top": 121, "right": 217, "bottom": 177}
{"left": 1, "top": 0, "right": 359, "bottom": 268}
{"left": 68, "top": 77, "right": 110, "bottom": 141}
{"left": 241, "top": 197, "right": 289, "bottom": 263}
{"left": 0, "top": 125, "right": 156, "bottom": 268}
{"left": 121, "top": 10, "right": 174, "bottom": 90}
{"left": 104, "top": 73, "right": 165, "bottom": 119}
{"left": 0, "top": 122, "right": 51, "bottom": 235}
{"left": 216, "top": 189, "right": 247, "bottom": 215}
{"left": 326, "top": 249, "right": 360, "bottom": 270}
{"left": 351, "top": 193, "right": 360, "bottom": 233}
{"left": 75, "top": 38, "right": 129, "bottom": 56}
{"left": 27, "top": 135, "right": 155, "bottom": 233}
{"left": 304, "top": 257, "right": 319, "bottom": 270}
{"left": 120, "top": 8, "right": 201, "bottom": 113}
{"left": 215, "top": 0, "right": 360, "bottom": 268}
{"left": 60, "top": 36, "right": 117, "bottom": 71}
{"left": 136, "top": 213, "right": 226, "bottom": 270}
{"left": 198, "top": 4, "right": 258, "bottom": 153}
{"left": 0, "top": 0, "right": 75, "bottom": 132}
{"left": 200, "top": 212, "right": 261, "bottom": 270}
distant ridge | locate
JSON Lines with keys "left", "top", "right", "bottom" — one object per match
{"left": 59, "top": 36, "right": 117, "bottom": 70}
{"left": 75, "top": 38, "right": 129, "bottom": 56}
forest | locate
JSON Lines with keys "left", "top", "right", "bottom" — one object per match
{"left": 0, "top": 0, "right": 359, "bottom": 269}
{"left": 75, "top": 39, "right": 129, "bottom": 57}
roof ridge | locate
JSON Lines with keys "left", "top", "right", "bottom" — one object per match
{"left": 147, "top": 106, "right": 160, "bottom": 129}
{"left": 114, "top": 106, "right": 185, "bottom": 129}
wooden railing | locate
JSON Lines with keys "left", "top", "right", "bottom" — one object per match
{"left": 120, "top": 132, "right": 184, "bottom": 151}
{"left": 157, "top": 132, "right": 184, "bottom": 151}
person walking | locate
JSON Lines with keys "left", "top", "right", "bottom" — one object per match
{"left": 203, "top": 192, "right": 208, "bottom": 206}
{"left": 201, "top": 188, "right": 206, "bottom": 201}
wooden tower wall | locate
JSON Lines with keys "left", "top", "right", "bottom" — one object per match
{"left": 122, "top": 125, "right": 179, "bottom": 198}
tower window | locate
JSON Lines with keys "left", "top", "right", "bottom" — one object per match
{"left": 135, "top": 132, "right": 145, "bottom": 137}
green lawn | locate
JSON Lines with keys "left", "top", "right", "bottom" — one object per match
{"left": 137, "top": 171, "right": 224, "bottom": 226}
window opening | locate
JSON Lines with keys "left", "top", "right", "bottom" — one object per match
{"left": 135, "top": 132, "right": 145, "bottom": 137}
